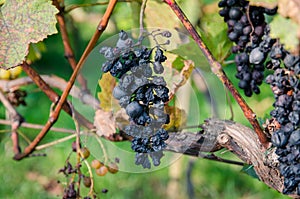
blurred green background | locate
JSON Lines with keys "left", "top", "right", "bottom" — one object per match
{"left": 0, "top": 0, "right": 290, "bottom": 198}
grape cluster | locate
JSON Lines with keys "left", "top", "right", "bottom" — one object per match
{"left": 219, "top": 0, "right": 300, "bottom": 195}
{"left": 218, "top": 0, "right": 277, "bottom": 96}
{"left": 265, "top": 46, "right": 300, "bottom": 195}
{"left": 100, "top": 30, "right": 171, "bottom": 168}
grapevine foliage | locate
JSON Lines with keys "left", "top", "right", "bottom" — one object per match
{"left": 100, "top": 30, "right": 171, "bottom": 169}
{"left": 218, "top": 0, "right": 300, "bottom": 195}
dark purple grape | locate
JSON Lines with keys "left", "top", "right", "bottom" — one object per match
{"left": 218, "top": 0, "right": 227, "bottom": 7}
{"left": 154, "top": 48, "right": 167, "bottom": 63}
{"left": 249, "top": 47, "right": 265, "bottom": 64}
{"left": 153, "top": 61, "right": 164, "bottom": 74}
{"left": 289, "top": 129, "right": 300, "bottom": 145}
{"left": 254, "top": 26, "right": 264, "bottom": 37}
{"left": 227, "top": 19, "right": 236, "bottom": 27}
{"left": 227, "top": 0, "right": 237, "bottom": 6}
{"left": 228, "top": 31, "right": 239, "bottom": 42}
{"left": 272, "top": 130, "right": 289, "bottom": 147}
{"left": 284, "top": 53, "right": 298, "bottom": 69}
{"left": 219, "top": 8, "right": 229, "bottom": 17}
{"left": 233, "top": 22, "right": 244, "bottom": 34}
{"left": 229, "top": 7, "right": 242, "bottom": 20}
{"left": 126, "top": 101, "right": 144, "bottom": 119}
{"left": 238, "top": 80, "right": 248, "bottom": 89}
{"left": 264, "top": 6, "right": 278, "bottom": 15}
{"left": 113, "top": 86, "right": 128, "bottom": 100}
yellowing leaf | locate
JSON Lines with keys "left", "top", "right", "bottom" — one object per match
{"left": 278, "top": 0, "right": 300, "bottom": 25}
{"left": 163, "top": 105, "right": 186, "bottom": 131}
{"left": 168, "top": 60, "right": 195, "bottom": 99}
{"left": 249, "top": 0, "right": 277, "bottom": 9}
{"left": 144, "top": 1, "right": 180, "bottom": 29}
{"left": 98, "top": 73, "right": 116, "bottom": 111}
{"left": 94, "top": 109, "right": 116, "bottom": 137}
{"left": 0, "top": 0, "right": 58, "bottom": 69}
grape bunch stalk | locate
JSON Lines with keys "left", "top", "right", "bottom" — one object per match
{"left": 99, "top": 30, "right": 171, "bottom": 169}
{"left": 219, "top": 0, "right": 300, "bottom": 195}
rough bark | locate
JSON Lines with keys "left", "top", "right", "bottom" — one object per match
{"left": 166, "top": 118, "right": 299, "bottom": 198}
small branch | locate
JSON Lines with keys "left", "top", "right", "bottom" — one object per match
{"left": 0, "top": 91, "right": 23, "bottom": 154}
{"left": 0, "top": 75, "right": 99, "bottom": 109}
{"left": 35, "top": 134, "right": 76, "bottom": 151}
{"left": 53, "top": 0, "right": 89, "bottom": 91}
{"left": 164, "top": 0, "right": 270, "bottom": 149}
{"left": 0, "top": 91, "right": 23, "bottom": 127}
{"left": 0, "top": 119, "right": 75, "bottom": 134}
{"left": 199, "top": 153, "right": 244, "bottom": 166}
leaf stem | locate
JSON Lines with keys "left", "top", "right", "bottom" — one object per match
{"left": 164, "top": 0, "right": 270, "bottom": 148}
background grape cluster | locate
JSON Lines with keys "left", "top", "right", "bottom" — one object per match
{"left": 219, "top": 0, "right": 300, "bottom": 195}
{"left": 100, "top": 30, "right": 171, "bottom": 169}
{"left": 218, "top": 0, "right": 277, "bottom": 96}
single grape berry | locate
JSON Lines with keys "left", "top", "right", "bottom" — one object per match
{"left": 9, "top": 66, "right": 23, "bottom": 79}
{"left": 81, "top": 147, "right": 90, "bottom": 159}
{"left": 102, "top": 188, "right": 108, "bottom": 193}
{"left": 91, "top": 159, "right": 103, "bottom": 169}
{"left": 107, "top": 162, "right": 119, "bottom": 174}
{"left": 83, "top": 176, "right": 92, "bottom": 188}
{"left": 249, "top": 47, "right": 265, "bottom": 64}
{"left": 0, "top": 69, "right": 11, "bottom": 80}
{"left": 229, "top": 7, "right": 242, "bottom": 20}
{"left": 125, "top": 101, "right": 144, "bottom": 119}
{"left": 96, "top": 166, "right": 108, "bottom": 176}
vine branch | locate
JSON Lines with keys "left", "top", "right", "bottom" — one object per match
{"left": 53, "top": 0, "right": 88, "bottom": 91}
{"left": 164, "top": 0, "right": 270, "bottom": 149}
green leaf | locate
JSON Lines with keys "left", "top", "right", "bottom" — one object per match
{"left": 241, "top": 164, "right": 260, "bottom": 180}
{"left": 170, "top": 40, "right": 210, "bottom": 72}
{"left": 269, "top": 15, "right": 299, "bottom": 52}
{"left": 172, "top": 55, "right": 186, "bottom": 71}
{"left": 0, "top": 0, "right": 58, "bottom": 69}
{"left": 200, "top": 12, "right": 232, "bottom": 63}
{"left": 26, "top": 42, "right": 46, "bottom": 63}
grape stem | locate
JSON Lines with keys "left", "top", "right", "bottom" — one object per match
{"left": 138, "top": 0, "right": 148, "bottom": 39}
{"left": 164, "top": 0, "right": 270, "bottom": 149}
